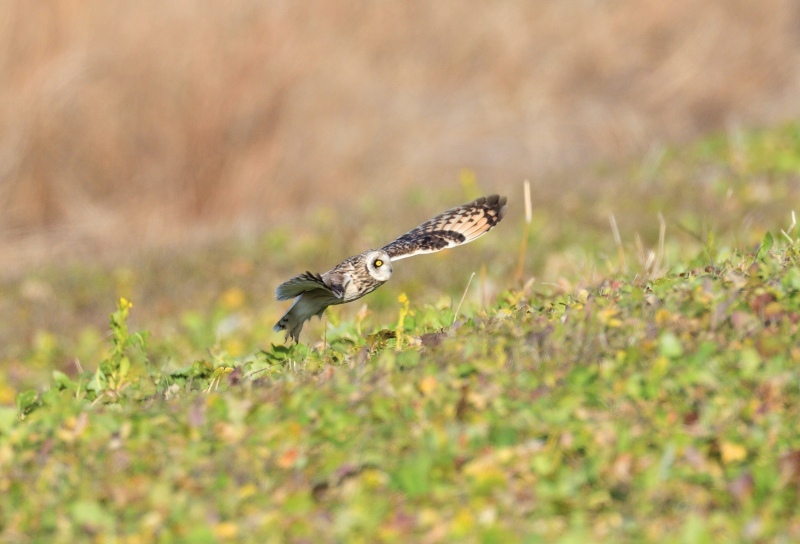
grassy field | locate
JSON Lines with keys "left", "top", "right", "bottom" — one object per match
{"left": 2, "top": 124, "right": 800, "bottom": 542}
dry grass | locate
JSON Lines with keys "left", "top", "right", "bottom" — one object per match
{"left": 1, "top": 0, "right": 800, "bottom": 270}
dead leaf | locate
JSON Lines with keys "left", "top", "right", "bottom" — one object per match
{"left": 779, "top": 449, "right": 800, "bottom": 488}
{"left": 611, "top": 453, "right": 633, "bottom": 483}
{"left": 728, "top": 472, "right": 754, "bottom": 503}
{"left": 750, "top": 292, "right": 774, "bottom": 315}
{"left": 277, "top": 448, "right": 299, "bottom": 469}
{"left": 420, "top": 331, "right": 446, "bottom": 348}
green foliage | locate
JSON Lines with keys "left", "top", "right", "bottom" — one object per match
{"left": 756, "top": 231, "right": 774, "bottom": 262}
{"left": 14, "top": 389, "right": 39, "bottom": 417}
{"left": 86, "top": 298, "right": 150, "bottom": 401}
{"left": 3, "top": 240, "right": 800, "bottom": 542}
{"left": 3, "top": 124, "right": 800, "bottom": 541}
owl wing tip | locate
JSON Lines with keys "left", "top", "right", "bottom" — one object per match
{"left": 478, "top": 194, "right": 507, "bottom": 219}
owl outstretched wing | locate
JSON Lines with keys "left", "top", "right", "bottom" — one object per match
{"left": 381, "top": 195, "right": 507, "bottom": 261}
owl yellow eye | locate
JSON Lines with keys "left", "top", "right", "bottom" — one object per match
{"left": 375, "top": 259, "right": 383, "bottom": 267}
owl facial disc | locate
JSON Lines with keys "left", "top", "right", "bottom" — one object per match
{"left": 365, "top": 250, "right": 392, "bottom": 282}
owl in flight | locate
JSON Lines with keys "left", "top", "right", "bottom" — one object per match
{"left": 274, "top": 194, "right": 508, "bottom": 342}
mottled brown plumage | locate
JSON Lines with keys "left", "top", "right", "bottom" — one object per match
{"left": 274, "top": 195, "right": 507, "bottom": 342}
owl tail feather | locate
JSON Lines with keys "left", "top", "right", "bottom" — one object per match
{"left": 273, "top": 293, "right": 328, "bottom": 343}
{"left": 272, "top": 314, "right": 300, "bottom": 343}
{"left": 273, "top": 307, "right": 305, "bottom": 344}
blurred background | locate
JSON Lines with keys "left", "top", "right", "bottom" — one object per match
{"left": 2, "top": 0, "right": 800, "bottom": 270}
{"left": 2, "top": 0, "right": 800, "bottom": 380}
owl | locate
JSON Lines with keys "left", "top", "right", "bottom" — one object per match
{"left": 274, "top": 194, "right": 508, "bottom": 342}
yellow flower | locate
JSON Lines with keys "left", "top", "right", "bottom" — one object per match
{"left": 720, "top": 442, "right": 747, "bottom": 464}
{"left": 213, "top": 522, "right": 238, "bottom": 540}
{"left": 419, "top": 376, "right": 437, "bottom": 396}
{"left": 396, "top": 293, "right": 410, "bottom": 350}
{"left": 220, "top": 287, "right": 245, "bottom": 310}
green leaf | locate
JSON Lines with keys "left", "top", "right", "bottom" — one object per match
{"left": 52, "top": 370, "right": 77, "bottom": 391}
{"left": 69, "top": 501, "right": 114, "bottom": 531}
{"left": 15, "top": 389, "right": 39, "bottom": 416}
{"left": 784, "top": 267, "right": 800, "bottom": 291}
{"left": 86, "top": 369, "right": 107, "bottom": 393}
{"left": 756, "top": 231, "right": 774, "bottom": 261}
{"left": 659, "top": 332, "right": 684, "bottom": 359}
{"left": 393, "top": 454, "right": 433, "bottom": 497}
{"left": 118, "top": 356, "right": 131, "bottom": 379}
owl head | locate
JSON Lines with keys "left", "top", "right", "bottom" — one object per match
{"left": 365, "top": 250, "right": 393, "bottom": 281}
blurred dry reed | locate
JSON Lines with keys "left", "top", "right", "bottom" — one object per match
{"left": 1, "top": 0, "right": 799, "bottom": 272}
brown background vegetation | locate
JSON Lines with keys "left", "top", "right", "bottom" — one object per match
{"left": 2, "top": 0, "right": 800, "bottom": 272}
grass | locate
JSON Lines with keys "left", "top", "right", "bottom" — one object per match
{"left": 2, "top": 123, "right": 800, "bottom": 542}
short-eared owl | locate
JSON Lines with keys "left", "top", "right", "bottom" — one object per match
{"left": 274, "top": 195, "right": 507, "bottom": 342}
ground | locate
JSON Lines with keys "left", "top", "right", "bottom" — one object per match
{"left": 1, "top": 124, "right": 800, "bottom": 542}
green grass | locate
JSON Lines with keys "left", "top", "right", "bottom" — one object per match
{"left": 2, "top": 123, "right": 800, "bottom": 542}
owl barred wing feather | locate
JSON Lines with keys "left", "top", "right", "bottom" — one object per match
{"left": 275, "top": 271, "right": 331, "bottom": 301}
{"left": 381, "top": 194, "right": 507, "bottom": 261}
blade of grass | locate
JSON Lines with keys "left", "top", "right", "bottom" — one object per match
{"left": 515, "top": 180, "right": 532, "bottom": 283}
{"left": 454, "top": 272, "right": 476, "bottom": 324}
